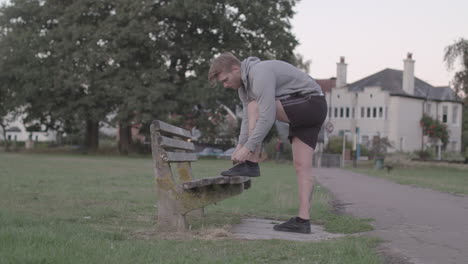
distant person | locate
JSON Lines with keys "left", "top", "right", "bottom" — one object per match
{"left": 275, "top": 137, "right": 284, "bottom": 161}
{"left": 208, "top": 52, "right": 327, "bottom": 234}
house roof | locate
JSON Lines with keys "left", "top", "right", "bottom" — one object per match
{"left": 316, "top": 78, "right": 336, "bottom": 93}
{"left": 6, "top": 126, "right": 21, "bottom": 132}
{"left": 348, "top": 68, "right": 463, "bottom": 103}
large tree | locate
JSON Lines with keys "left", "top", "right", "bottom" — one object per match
{"left": 0, "top": 0, "right": 302, "bottom": 154}
{"left": 444, "top": 38, "right": 468, "bottom": 154}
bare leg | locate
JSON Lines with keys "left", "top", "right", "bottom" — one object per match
{"left": 246, "top": 101, "right": 262, "bottom": 162}
{"left": 275, "top": 100, "right": 290, "bottom": 122}
{"left": 276, "top": 99, "right": 314, "bottom": 219}
{"left": 292, "top": 137, "right": 314, "bottom": 219}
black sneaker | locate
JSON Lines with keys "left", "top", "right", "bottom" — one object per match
{"left": 273, "top": 217, "right": 311, "bottom": 234}
{"left": 220, "top": 161, "right": 260, "bottom": 177}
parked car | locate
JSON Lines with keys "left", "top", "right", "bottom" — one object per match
{"left": 218, "top": 147, "right": 236, "bottom": 159}
{"left": 196, "top": 147, "right": 224, "bottom": 158}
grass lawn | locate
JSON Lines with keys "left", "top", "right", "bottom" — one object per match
{"left": 0, "top": 153, "right": 382, "bottom": 263}
{"left": 349, "top": 163, "right": 468, "bottom": 195}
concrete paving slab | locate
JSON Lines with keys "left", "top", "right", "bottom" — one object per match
{"left": 231, "top": 218, "right": 345, "bottom": 242}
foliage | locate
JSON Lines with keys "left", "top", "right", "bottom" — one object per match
{"left": 414, "top": 149, "right": 433, "bottom": 160}
{"left": 369, "top": 135, "right": 392, "bottom": 159}
{"left": 324, "top": 136, "right": 352, "bottom": 154}
{"left": 0, "top": 0, "right": 301, "bottom": 153}
{"left": 420, "top": 114, "right": 449, "bottom": 145}
{"left": 444, "top": 38, "right": 468, "bottom": 152}
{"left": 359, "top": 144, "right": 369, "bottom": 156}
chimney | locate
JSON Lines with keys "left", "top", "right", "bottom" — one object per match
{"left": 403, "top": 53, "right": 415, "bottom": 95}
{"left": 336, "top": 56, "right": 347, "bottom": 88}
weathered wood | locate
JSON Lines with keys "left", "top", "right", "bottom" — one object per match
{"left": 176, "top": 162, "right": 193, "bottom": 183}
{"left": 152, "top": 120, "right": 191, "bottom": 139}
{"left": 162, "top": 152, "right": 198, "bottom": 162}
{"left": 157, "top": 188, "right": 186, "bottom": 232}
{"left": 159, "top": 135, "right": 195, "bottom": 151}
{"left": 180, "top": 183, "right": 245, "bottom": 212}
{"left": 150, "top": 119, "right": 252, "bottom": 231}
{"left": 182, "top": 176, "right": 250, "bottom": 190}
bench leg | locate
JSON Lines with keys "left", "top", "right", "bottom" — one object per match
{"left": 157, "top": 191, "right": 186, "bottom": 232}
{"left": 189, "top": 207, "right": 205, "bottom": 218}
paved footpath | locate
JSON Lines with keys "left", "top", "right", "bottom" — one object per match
{"left": 315, "top": 168, "right": 468, "bottom": 264}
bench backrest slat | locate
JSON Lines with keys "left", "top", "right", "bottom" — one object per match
{"left": 163, "top": 152, "right": 198, "bottom": 162}
{"left": 152, "top": 120, "right": 191, "bottom": 139}
{"left": 159, "top": 135, "right": 195, "bottom": 151}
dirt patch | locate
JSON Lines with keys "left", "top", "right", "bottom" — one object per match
{"left": 193, "top": 225, "right": 232, "bottom": 240}
{"left": 132, "top": 224, "right": 233, "bottom": 241}
{"left": 330, "top": 199, "right": 353, "bottom": 215}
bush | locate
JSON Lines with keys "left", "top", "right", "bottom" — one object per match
{"left": 414, "top": 150, "right": 432, "bottom": 160}
{"left": 324, "top": 136, "right": 352, "bottom": 154}
{"left": 359, "top": 144, "right": 369, "bottom": 156}
{"left": 264, "top": 138, "right": 292, "bottom": 161}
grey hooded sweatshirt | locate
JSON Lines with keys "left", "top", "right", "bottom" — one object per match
{"left": 238, "top": 57, "right": 323, "bottom": 152}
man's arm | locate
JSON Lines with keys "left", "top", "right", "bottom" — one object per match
{"left": 242, "top": 69, "right": 276, "bottom": 152}
{"left": 237, "top": 100, "right": 249, "bottom": 146}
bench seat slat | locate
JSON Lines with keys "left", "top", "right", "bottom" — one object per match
{"left": 152, "top": 120, "right": 192, "bottom": 139}
{"left": 182, "top": 176, "right": 250, "bottom": 190}
{"left": 159, "top": 136, "right": 195, "bottom": 151}
{"left": 164, "top": 152, "right": 197, "bottom": 162}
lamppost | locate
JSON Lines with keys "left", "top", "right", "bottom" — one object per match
{"left": 341, "top": 130, "right": 351, "bottom": 167}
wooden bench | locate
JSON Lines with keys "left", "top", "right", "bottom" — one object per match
{"left": 150, "top": 120, "right": 251, "bottom": 231}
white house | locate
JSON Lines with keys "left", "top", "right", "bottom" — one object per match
{"left": 325, "top": 54, "right": 463, "bottom": 153}
{"left": 0, "top": 114, "right": 57, "bottom": 143}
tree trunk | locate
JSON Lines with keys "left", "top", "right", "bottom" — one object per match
{"left": 0, "top": 122, "right": 10, "bottom": 152}
{"left": 85, "top": 120, "right": 99, "bottom": 152}
{"left": 118, "top": 124, "right": 132, "bottom": 155}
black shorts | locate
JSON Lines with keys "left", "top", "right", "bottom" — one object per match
{"left": 280, "top": 94, "right": 327, "bottom": 149}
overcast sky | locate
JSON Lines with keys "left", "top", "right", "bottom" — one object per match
{"left": 291, "top": 0, "right": 468, "bottom": 86}
{"left": 1, "top": 0, "right": 467, "bottom": 86}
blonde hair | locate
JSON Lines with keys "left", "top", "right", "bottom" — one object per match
{"left": 208, "top": 52, "right": 241, "bottom": 85}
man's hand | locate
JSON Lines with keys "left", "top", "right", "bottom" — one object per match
{"left": 232, "top": 146, "right": 252, "bottom": 163}
{"left": 231, "top": 144, "right": 243, "bottom": 161}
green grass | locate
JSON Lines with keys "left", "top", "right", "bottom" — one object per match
{"left": 349, "top": 164, "right": 468, "bottom": 195}
{"left": 0, "top": 153, "right": 381, "bottom": 263}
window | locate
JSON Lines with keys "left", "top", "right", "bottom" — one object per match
{"left": 442, "top": 106, "right": 448, "bottom": 123}
{"left": 340, "top": 107, "right": 344, "bottom": 118}
{"left": 35, "top": 135, "right": 39, "bottom": 141}
{"left": 346, "top": 107, "right": 350, "bottom": 118}
{"left": 379, "top": 107, "right": 383, "bottom": 118}
{"left": 373, "top": 107, "right": 377, "bottom": 118}
{"left": 328, "top": 107, "right": 332, "bottom": 118}
{"left": 7, "top": 135, "right": 11, "bottom": 140}
{"left": 367, "top": 107, "right": 371, "bottom": 118}
{"left": 452, "top": 105, "right": 458, "bottom": 124}
{"left": 361, "top": 107, "right": 365, "bottom": 118}
{"left": 334, "top": 107, "right": 338, "bottom": 118}
{"left": 385, "top": 107, "right": 388, "bottom": 120}
{"left": 352, "top": 107, "right": 355, "bottom": 118}
{"left": 425, "top": 103, "right": 431, "bottom": 114}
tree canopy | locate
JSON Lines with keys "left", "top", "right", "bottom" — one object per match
{"left": 444, "top": 38, "right": 468, "bottom": 153}
{"left": 0, "top": 0, "right": 301, "bottom": 153}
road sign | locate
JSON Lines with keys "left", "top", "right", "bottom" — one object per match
{"left": 325, "top": 121, "right": 334, "bottom": 133}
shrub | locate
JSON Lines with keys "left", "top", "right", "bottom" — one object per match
{"left": 415, "top": 150, "right": 432, "bottom": 160}
{"left": 325, "top": 136, "right": 352, "bottom": 154}
{"left": 420, "top": 114, "right": 449, "bottom": 146}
